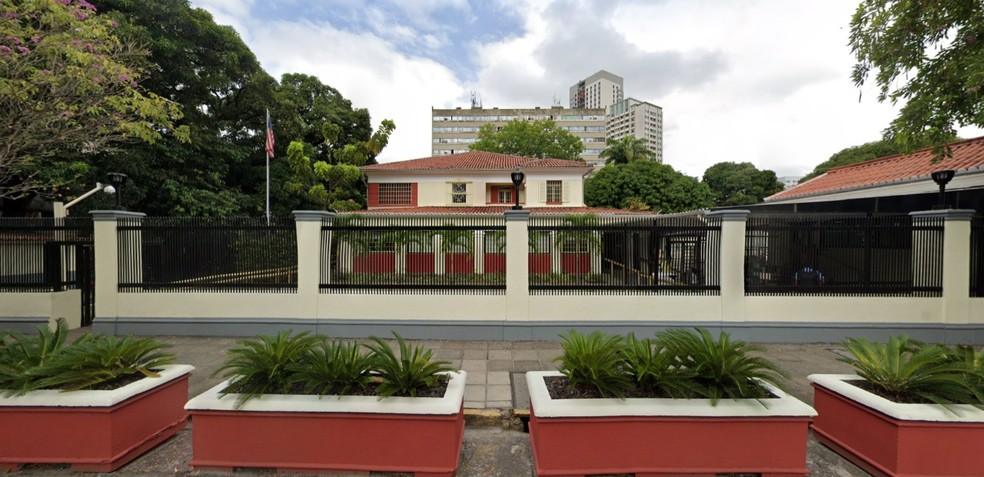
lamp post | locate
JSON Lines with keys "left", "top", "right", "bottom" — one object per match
{"left": 510, "top": 168, "right": 525, "bottom": 210}
{"left": 54, "top": 183, "right": 116, "bottom": 219}
{"left": 106, "top": 172, "right": 128, "bottom": 210}
{"left": 930, "top": 169, "right": 955, "bottom": 209}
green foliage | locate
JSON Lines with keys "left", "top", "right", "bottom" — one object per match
{"left": 470, "top": 119, "right": 584, "bottom": 161}
{"left": 555, "top": 330, "right": 632, "bottom": 397}
{"left": 434, "top": 224, "right": 475, "bottom": 255}
{"left": 1, "top": 0, "right": 187, "bottom": 199}
{"left": 849, "top": 0, "right": 983, "bottom": 159}
{"left": 840, "top": 336, "right": 982, "bottom": 405}
{"left": 34, "top": 335, "right": 175, "bottom": 392}
{"left": 800, "top": 136, "right": 959, "bottom": 183}
{"left": 584, "top": 161, "right": 714, "bottom": 213}
{"left": 701, "top": 162, "right": 783, "bottom": 206}
{"left": 284, "top": 140, "right": 366, "bottom": 211}
{"left": 364, "top": 332, "right": 454, "bottom": 398}
{"left": 553, "top": 215, "right": 602, "bottom": 253}
{"left": 288, "top": 340, "right": 374, "bottom": 396}
{"left": 213, "top": 331, "right": 324, "bottom": 407}
{"left": 621, "top": 333, "right": 694, "bottom": 396}
{"left": 0, "top": 319, "right": 70, "bottom": 394}
{"left": 599, "top": 136, "right": 655, "bottom": 165}
{"left": 657, "top": 328, "right": 787, "bottom": 403}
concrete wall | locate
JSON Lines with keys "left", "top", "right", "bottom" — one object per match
{"left": 1, "top": 290, "right": 81, "bottom": 332}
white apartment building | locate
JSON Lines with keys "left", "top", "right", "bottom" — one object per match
{"left": 569, "top": 70, "right": 624, "bottom": 110}
{"left": 606, "top": 98, "right": 663, "bottom": 163}
{"left": 431, "top": 106, "right": 608, "bottom": 167}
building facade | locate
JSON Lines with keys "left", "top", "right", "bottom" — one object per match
{"left": 431, "top": 107, "right": 607, "bottom": 166}
{"left": 569, "top": 70, "right": 624, "bottom": 110}
{"left": 606, "top": 98, "right": 664, "bottom": 162}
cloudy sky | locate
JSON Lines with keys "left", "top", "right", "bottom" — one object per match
{"left": 190, "top": 0, "right": 981, "bottom": 179}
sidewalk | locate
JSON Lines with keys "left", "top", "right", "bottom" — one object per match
{"left": 14, "top": 331, "right": 870, "bottom": 476}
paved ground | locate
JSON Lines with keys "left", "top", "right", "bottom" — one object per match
{"left": 10, "top": 329, "right": 870, "bottom": 476}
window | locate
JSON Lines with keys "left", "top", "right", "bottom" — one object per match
{"left": 497, "top": 188, "right": 512, "bottom": 204}
{"left": 546, "top": 181, "right": 562, "bottom": 203}
{"left": 378, "top": 183, "right": 412, "bottom": 205}
{"left": 451, "top": 182, "right": 467, "bottom": 204}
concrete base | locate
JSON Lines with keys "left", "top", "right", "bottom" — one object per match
{"left": 92, "top": 317, "right": 984, "bottom": 344}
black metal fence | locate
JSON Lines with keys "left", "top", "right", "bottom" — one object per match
{"left": 744, "top": 214, "right": 943, "bottom": 296}
{"left": 118, "top": 217, "right": 297, "bottom": 292}
{"left": 973, "top": 215, "right": 984, "bottom": 298}
{"left": 321, "top": 214, "right": 506, "bottom": 294}
{"left": 0, "top": 218, "right": 92, "bottom": 293}
{"left": 528, "top": 214, "right": 721, "bottom": 295}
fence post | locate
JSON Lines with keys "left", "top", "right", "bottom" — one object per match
{"left": 90, "top": 210, "right": 145, "bottom": 335}
{"left": 912, "top": 209, "right": 975, "bottom": 326}
{"left": 705, "top": 210, "right": 749, "bottom": 323}
{"left": 294, "top": 211, "right": 332, "bottom": 319}
{"left": 505, "top": 210, "right": 531, "bottom": 336}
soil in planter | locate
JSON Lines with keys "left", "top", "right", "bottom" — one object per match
{"left": 221, "top": 376, "right": 450, "bottom": 399}
{"left": 544, "top": 376, "right": 776, "bottom": 400}
{"left": 845, "top": 378, "right": 981, "bottom": 405}
{"left": 34, "top": 371, "right": 157, "bottom": 392}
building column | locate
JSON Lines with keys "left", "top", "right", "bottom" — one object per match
{"left": 505, "top": 210, "right": 531, "bottom": 336}
{"left": 90, "top": 210, "right": 145, "bottom": 335}
{"left": 912, "top": 209, "right": 975, "bottom": 325}
{"left": 705, "top": 209, "right": 749, "bottom": 323}
{"left": 293, "top": 211, "right": 332, "bottom": 319}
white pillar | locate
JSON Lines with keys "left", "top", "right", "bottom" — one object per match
{"left": 90, "top": 210, "right": 145, "bottom": 335}
{"left": 293, "top": 211, "right": 332, "bottom": 319}
{"left": 505, "top": 210, "right": 531, "bottom": 327}
{"left": 912, "top": 210, "right": 975, "bottom": 324}
{"left": 474, "top": 230, "right": 485, "bottom": 275}
{"left": 705, "top": 210, "right": 749, "bottom": 323}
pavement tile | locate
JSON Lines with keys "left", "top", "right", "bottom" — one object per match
{"left": 488, "top": 349, "right": 512, "bottom": 360}
{"left": 461, "top": 359, "right": 488, "bottom": 371}
{"left": 511, "top": 341, "right": 537, "bottom": 350}
{"left": 487, "top": 359, "right": 514, "bottom": 371}
{"left": 463, "top": 341, "right": 489, "bottom": 350}
{"left": 486, "top": 385, "right": 512, "bottom": 402}
{"left": 514, "top": 360, "right": 542, "bottom": 372}
{"left": 463, "top": 349, "right": 488, "bottom": 359}
{"left": 511, "top": 350, "right": 538, "bottom": 360}
{"left": 435, "top": 349, "right": 463, "bottom": 359}
{"left": 487, "top": 371, "right": 511, "bottom": 385}
{"left": 464, "top": 384, "right": 485, "bottom": 402}
{"left": 486, "top": 400, "right": 512, "bottom": 409}
{"left": 487, "top": 341, "right": 513, "bottom": 349}
{"left": 468, "top": 372, "right": 487, "bottom": 385}
{"left": 444, "top": 341, "right": 466, "bottom": 349}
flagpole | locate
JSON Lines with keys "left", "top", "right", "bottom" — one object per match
{"left": 265, "top": 109, "right": 271, "bottom": 225}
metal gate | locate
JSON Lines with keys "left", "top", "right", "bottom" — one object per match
{"left": 43, "top": 240, "right": 95, "bottom": 326}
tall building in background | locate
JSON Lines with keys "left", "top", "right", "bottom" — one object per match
{"left": 569, "top": 70, "right": 623, "bottom": 110}
{"left": 431, "top": 106, "right": 607, "bottom": 166}
{"left": 606, "top": 98, "right": 663, "bottom": 162}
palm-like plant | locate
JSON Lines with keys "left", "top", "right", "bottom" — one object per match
{"left": 658, "top": 328, "right": 787, "bottom": 403}
{"left": 0, "top": 319, "right": 70, "bottom": 395}
{"left": 553, "top": 214, "right": 602, "bottom": 254}
{"left": 433, "top": 223, "right": 474, "bottom": 256}
{"left": 556, "top": 330, "right": 632, "bottom": 397}
{"left": 213, "top": 331, "right": 324, "bottom": 407}
{"left": 599, "top": 136, "right": 654, "bottom": 165}
{"left": 620, "top": 333, "right": 694, "bottom": 397}
{"left": 364, "top": 332, "right": 454, "bottom": 398}
{"left": 288, "top": 340, "right": 374, "bottom": 396}
{"left": 34, "top": 335, "right": 175, "bottom": 392}
{"left": 840, "top": 336, "right": 981, "bottom": 405}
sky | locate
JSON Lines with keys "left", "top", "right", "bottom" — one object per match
{"left": 190, "top": 0, "right": 981, "bottom": 179}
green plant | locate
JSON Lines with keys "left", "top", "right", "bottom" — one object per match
{"left": 553, "top": 214, "right": 602, "bottom": 253}
{"left": 840, "top": 336, "right": 982, "bottom": 405}
{"left": 620, "top": 333, "right": 694, "bottom": 397}
{"left": 657, "top": 328, "right": 787, "bottom": 403}
{"left": 288, "top": 340, "right": 373, "bottom": 396}
{"left": 555, "top": 330, "right": 632, "bottom": 397}
{"left": 364, "top": 332, "right": 454, "bottom": 398}
{"left": 0, "top": 319, "right": 70, "bottom": 395}
{"left": 433, "top": 224, "right": 474, "bottom": 256}
{"left": 213, "top": 331, "right": 324, "bottom": 407}
{"left": 34, "top": 335, "right": 175, "bottom": 392}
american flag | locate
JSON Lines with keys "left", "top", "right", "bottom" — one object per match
{"left": 265, "top": 109, "right": 275, "bottom": 158}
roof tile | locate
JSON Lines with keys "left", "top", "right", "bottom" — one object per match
{"left": 361, "top": 151, "right": 592, "bottom": 172}
{"left": 356, "top": 206, "right": 652, "bottom": 215}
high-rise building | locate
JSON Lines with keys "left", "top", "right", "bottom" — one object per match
{"left": 431, "top": 106, "right": 608, "bottom": 167}
{"left": 606, "top": 98, "right": 663, "bottom": 162}
{"left": 569, "top": 70, "right": 623, "bottom": 110}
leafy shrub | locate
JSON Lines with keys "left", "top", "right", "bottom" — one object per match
{"left": 214, "top": 331, "right": 324, "bottom": 406}
{"left": 34, "top": 335, "right": 175, "bottom": 391}
{"left": 289, "top": 340, "right": 373, "bottom": 396}
{"left": 0, "top": 319, "right": 70, "bottom": 395}
{"left": 840, "top": 335, "right": 982, "bottom": 405}
{"left": 364, "top": 332, "right": 454, "bottom": 398}
{"left": 621, "top": 333, "right": 694, "bottom": 397}
{"left": 556, "top": 330, "right": 632, "bottom": 397}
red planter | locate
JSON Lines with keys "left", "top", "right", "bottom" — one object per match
{"left": 0, "top": 365, "right": 193, "bottom": 472}
{"left": 530, "top": 253, "right": 551, "bottom": 274}
{"left": 186, "top": 371, "right": 467, "bottom": 475}
{"left": 527, "top": 371, "right": 816, "bottom": 477}
{"left": 406, "top": 252, "right": 435, "bottom": 273}
{"left": 444, "top": 253, "right": 474, "bottom": 274}
{"left": 561, "top": 253, "right": 590, "bottom": 274}
{"left": 353, "top": 252, "right": 396, "bottom": 273}
{"left": 810, "top": 374, "right": 984, "bottom": 477}
{"left": 484, "top": 253, "right": 506, "bottom": 273}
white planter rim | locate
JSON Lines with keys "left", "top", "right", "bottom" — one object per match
{"left": 0, "top": 364, "right": 194, "bottom": 408}
{"left": 809, "top": 373, "right": 984, "bottom": 422}
{"left": 185, "top": 370, "right": 466, "bottom": 416}
{"left": 527, "top": 370, "right": 816, "bottom": 418}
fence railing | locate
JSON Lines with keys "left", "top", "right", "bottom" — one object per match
{"left": 118, "top": 217, "right": 297, "bottom": 292}
{"left": 321, "top": 214, "right": 507, "bottom": 294}
{"left": 0, "top": 218, "right": 92, "bottom": 292}
{"left": 973, "top": 215, "right": 983, "bottom": 298}
{"left": 744, "top": 214, "right": 943, "bottom": 296}
{"left": 528, "top": 214, "right": 721, "bottom": 295}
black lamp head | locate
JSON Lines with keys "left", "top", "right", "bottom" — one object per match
{"left": 510, "top": 168, "right": 525, "bottom": 187}
{"left": 931, "top": 169, "right": 955, "bottom": 186}
{"left": 107, "top": 172, "right": 128, "bottom": 188}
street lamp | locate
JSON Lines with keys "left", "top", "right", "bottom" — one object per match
{"left": 106, "top": 172, "right": 128, "bottom": 210}
{"left": 54, "top": 183, "right": 115, "bottom": 219}
{"left": 510, "top": 168, "right": 525, "bottom": 210}
{"left": 930, "top": 169, "right": 955, "bottom": 209}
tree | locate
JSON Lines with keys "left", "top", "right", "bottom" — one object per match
{"left": 584, "top": 161, "right": 714, "bottom": 213}
{"left": 0, "top": 0, "right": 187, "bottom": 199}
{"left": 850, "top": 0, "right": 984, "bottom": 157}
{"left": 470, "top": 119, "right": 584, "bottom": 161}
{"left": 801, "top": 135, "right": 959, "bottom": 183}
{"left": 701, "top": 162, "right": 783, "bottom": 206}
{"left": 599, "top": 136, "right": 654, "bottom": 165}
{"left": 284, "top": 141, "right": 364, "bottom": 211}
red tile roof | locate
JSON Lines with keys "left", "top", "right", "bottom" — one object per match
{"left": 361, "top": 151, "right": 592, "bottom": 172}
{"left": 356, "top": 206, "right": 653, "bottom": 215}
{"left": 768, "top": 135, "right": 984, "bottom": 201}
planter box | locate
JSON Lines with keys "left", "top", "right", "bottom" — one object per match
{"left": 810, "top": 374, "right": 984, "bottom": 477}
{"left": 527, "top": 371, "right": 816, "bottom": 477}
{"left": 0, "top": 364, "right": 194, "bottom": 472}
{"left": 185, "top": 371, "right": 467, "bottom": 475}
